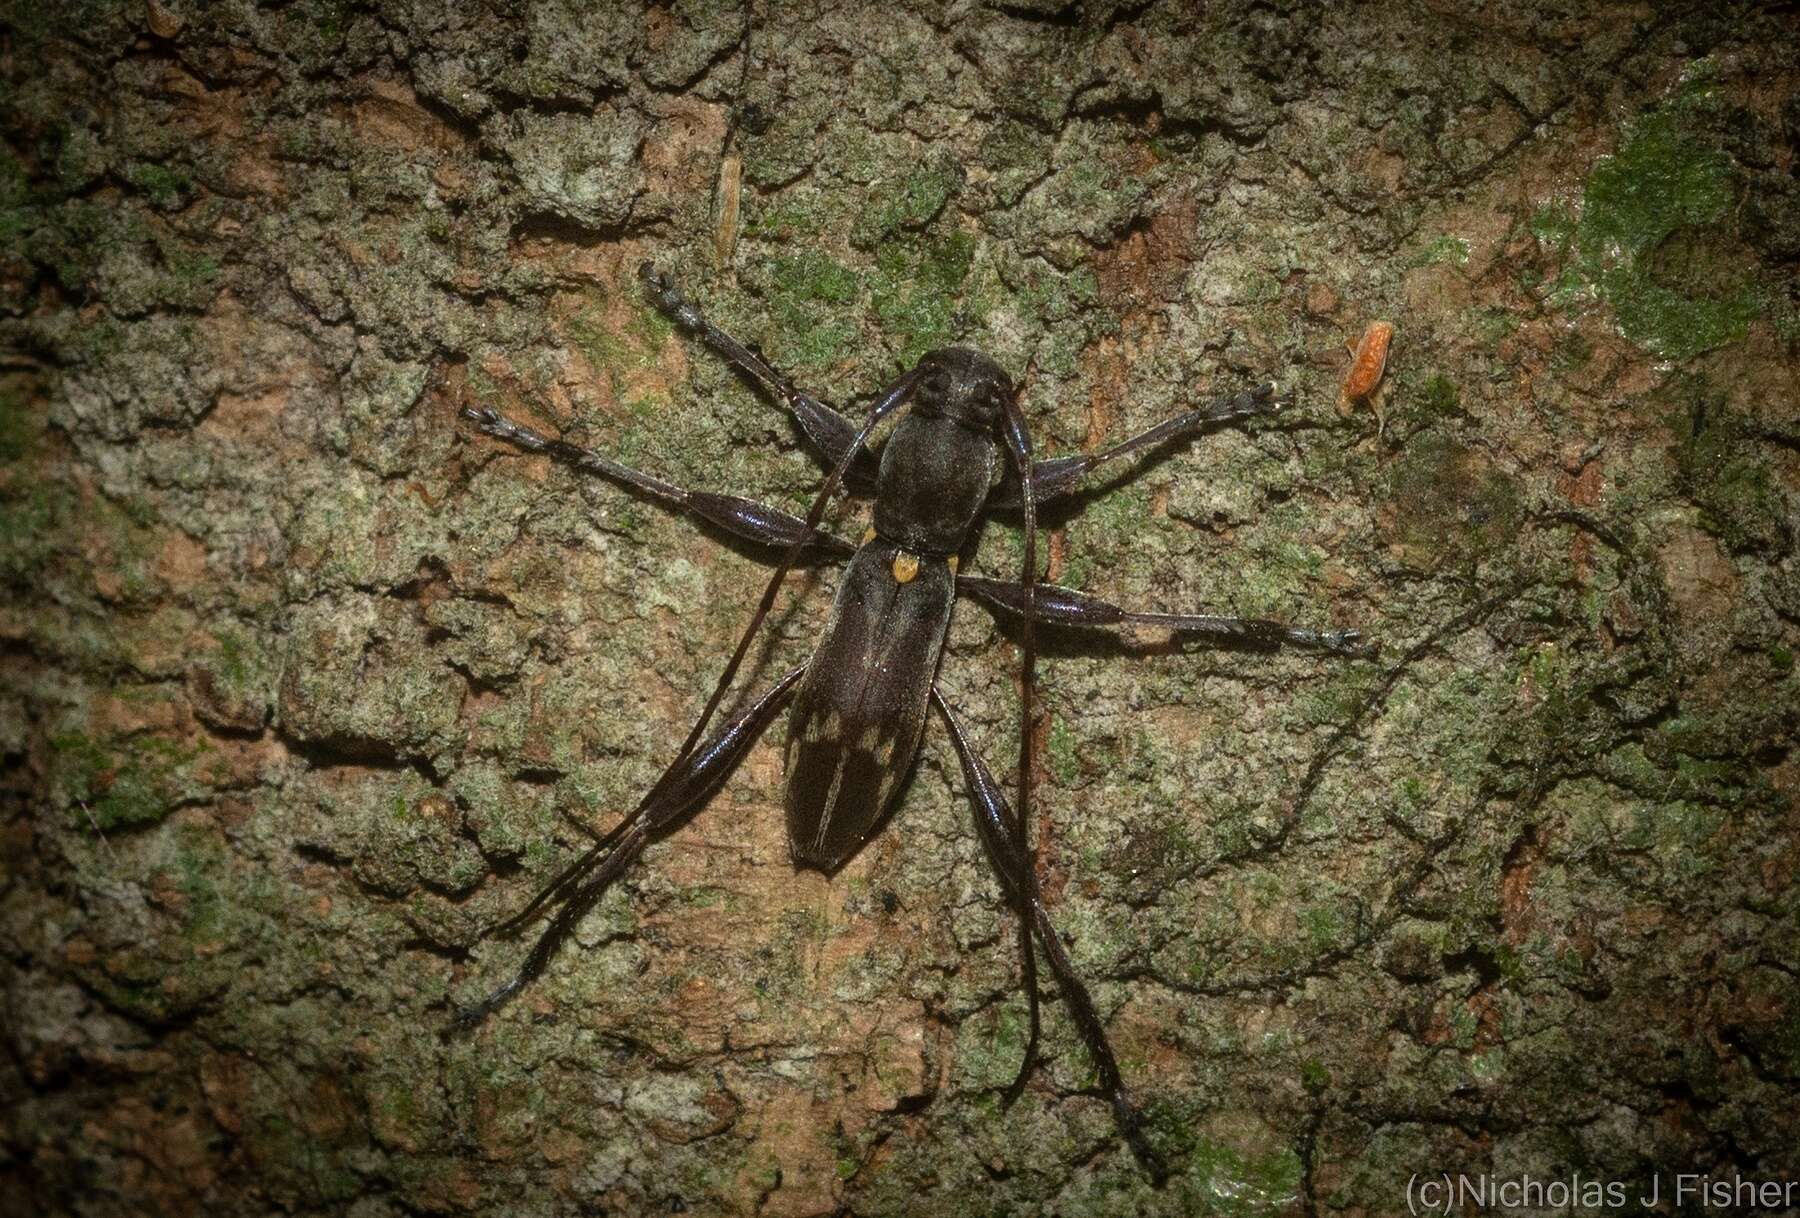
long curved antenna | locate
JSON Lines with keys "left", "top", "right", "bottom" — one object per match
{"left": 454, "top": 664, "right": 807, "bottom": 1028}
{"left": 482, "top": 813, "right": 640, "bottom": 939}
{"left": 997, "top": 389, "right": 1042, "bottom": 1099}
{"left": 664, "top": 358, "right": 920, "bottom": 768}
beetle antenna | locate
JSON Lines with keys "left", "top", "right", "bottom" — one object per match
{"left": 479, "top": 814, "right": 639, "bottom": 939}
{"left": 998, "top": 383, "right": 1043, "bottom": 1098}
{"left": 668, "top": 361, "right": 921, "bottom": 767}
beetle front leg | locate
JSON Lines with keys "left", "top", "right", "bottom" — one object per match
{"left": 453, "top": 665, "right": 806, "bottom": 1028}
{"left": 638, "top": 262, "right": 882, "bottom": 491}
{"left": 933, "top": 690, "right": 1168, "bottom": 1184}
{"left": 958, "top": 575, "right": 1371, "bottom": 656}
{"left": 465, "top": 405, "right": 857, "bottom": 560}
{"left": 989, "top": 383, "right": 1283, "bottom": 510}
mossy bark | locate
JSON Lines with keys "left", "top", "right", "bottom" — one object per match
{"left": 3, "top": 2, "right": 1797, "bottom": 1215}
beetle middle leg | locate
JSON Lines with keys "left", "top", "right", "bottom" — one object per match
{"left": 990, "top": 382, "right": 1286, "bottom": 509}
{"left": 957, "top": 575, "right": 1371, "bottom": 656}
{"left": 453, "top": 665, "right": 806, "bottom": 1028}
{"left": 934, "top": 690, "right": 1169, "bottom": 1183}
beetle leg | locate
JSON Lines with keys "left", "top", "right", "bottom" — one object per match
{"left": 465, "top": 405, "right": 856, "bottom": 560}
{"left": 958, "top": 575, "right": 1372, "bottom": 657}
{"left": 638, "top": 262, "right": 882, "bottom": 492}
{"left": 988, "top": 383, "right": 1281, "bottom": 510}
{"left": 453, "top": 665, "right": 806, "bottom": 1029}
{"left": 933, "top": 690, "right": 1168, "bottom": 1184}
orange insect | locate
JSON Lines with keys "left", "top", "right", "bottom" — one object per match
{"left": 1337, "top": 320, "right": 1394, "bottom": 424}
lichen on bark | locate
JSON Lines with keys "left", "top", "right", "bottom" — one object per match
{"left": 2, "top": 2, "right": 1797, "bottom": 1216}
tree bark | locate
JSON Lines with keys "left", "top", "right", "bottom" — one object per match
{"left": 3, "top": 2, "right": 1797, "bottom": 1214}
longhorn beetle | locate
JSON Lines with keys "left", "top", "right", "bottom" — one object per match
{"left": 453, "top": 262, "right": 1366, "bottom": 1179}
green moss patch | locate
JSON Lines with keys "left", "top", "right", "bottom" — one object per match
{"left": 870, "top": 232, "right": 976, "bottom": 364}
{"left": 850, "top": 154, "right": 961, "bottom": 249}
{"left": 1579, "top": 110, "right": 1753, "bottom": 358}
{"left": 1673, "top": 403, "right": 1787, "bottom": 552}
{"left": 1543, "top": 72, "right": 1759, "bottom": 360}
{"left": 51, "top": 729, "right": 210, "bottom": 832}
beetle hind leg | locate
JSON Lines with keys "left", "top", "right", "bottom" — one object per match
{"left": 451, "top": 665, "right": 806, "bottom": 1029}
{"left": 933, "top": 690, "right": 1169, "bottom": 1184}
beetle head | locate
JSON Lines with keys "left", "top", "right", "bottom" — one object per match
{"left": 910, "top": 347, "right": 1013, "bottom": 433}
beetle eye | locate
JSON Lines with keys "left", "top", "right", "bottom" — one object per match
{"left": 923, "top": 371, "right": 951, "bottom": 398}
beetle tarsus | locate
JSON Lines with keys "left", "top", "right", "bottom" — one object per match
{"left": 638, "top": 261, "right": 705, "bottom": 331}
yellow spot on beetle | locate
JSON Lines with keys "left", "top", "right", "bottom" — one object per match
{"left": 892, "top": 551, "right": 920, "bottom": 583}
{"left": 947, "top": 555, "right": 959, "bottom": 574}
{"left": 862, "top": 526, "right": 877, "bottom": 544}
